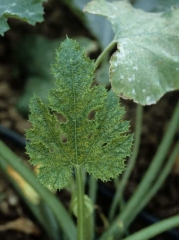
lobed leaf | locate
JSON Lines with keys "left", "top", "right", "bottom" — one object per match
{"left": 84, "top": 0, "right": 179, "bottom": 105}
{"left": 26, "top": 38, "right": 133, "bottom": 190}
{"left": 0, "top": 0, "right": 45, "bottom": 36}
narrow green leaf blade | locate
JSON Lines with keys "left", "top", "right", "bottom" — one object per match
{"left": 26, "top": 38, "right": 133, "bottom": 190}
{"left": 0, "top": 0, "right": 45, "bottom": 36}
{"left": 84, "top": 0, "right": 179, "bottom": 105}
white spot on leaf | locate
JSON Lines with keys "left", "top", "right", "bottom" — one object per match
{"left": 133, "top": 66, "right": 138, "bottom": 70}
{"left": 128, "top": 74, "right": 135, "bottom": 82}
{"left": 146, "top": 96, "right": 152, "bottom": 103}
{"left": 132, "top": 89, "right": 136, "bottom": 94}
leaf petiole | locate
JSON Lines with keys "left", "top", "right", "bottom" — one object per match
{"left": 75, "top": 165, "right": 85, "bottom": 240}
{"left": 95, "top": 40, "right": 117, "bottom": 68}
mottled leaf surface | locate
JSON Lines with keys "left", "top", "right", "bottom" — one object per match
{"left": 0, "top": 0, "right": 45, "bottom": 36}
{"left": 133, "top": 0, "right": 179, "bottom": 12}
{"left": 84, "top": 0, "right": 179, "bottom": 105}
{"left": 26, "top": 38, "right": 133, "bottom": 190}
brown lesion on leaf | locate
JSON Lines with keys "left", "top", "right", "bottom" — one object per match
{"left": 88, "top": 110, "right": 96, "bottom": 120}
{"left": 53, "top": 112, "right": 67, "bottom": 123}
{"left": 60, "top": 133, "right": 67, "bottom": 143}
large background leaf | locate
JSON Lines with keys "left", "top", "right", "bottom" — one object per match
{"left": 133, "top": 0, "right": 179, "bottom": 12}
{"left": 0, "top": 0, "right": 45, "bottom": 36}
{"left": 84, "top": 0, "right": 179, "bottom": 105}
{"left": 63, "top": 0, "right": 114, "bottom": 49}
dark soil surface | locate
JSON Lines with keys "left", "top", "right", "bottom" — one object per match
{"left": 0, "top": 1, "right": 179, "bottom": 239}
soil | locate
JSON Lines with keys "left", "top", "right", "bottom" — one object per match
{"left": 0, "top": 1, "right": 179, "bottom": 240}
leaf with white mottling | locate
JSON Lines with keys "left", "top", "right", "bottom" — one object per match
{"left": 84, "top": 0, "right": 179, "bottom": 105}
{"left": 133, "top": 0, "right": 179, "bottom": 12}
{"left": 0, "top": 0, "right": 45, "bottom": 36}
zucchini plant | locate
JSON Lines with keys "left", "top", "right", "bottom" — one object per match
{"left": 0, "top": 0, "right": 179, "bottom": 240}
{"left": 26, "top": 38, "right": 133, "bottom": 240}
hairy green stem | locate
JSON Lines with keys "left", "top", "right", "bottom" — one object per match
{"left": 126, "top": 141, "right": 179, "bottom": 227}
{"left": 0, "top": 140, "right": 76, "bottom": 240}
{"left": 109, "top": 104, "right": 143, "bottom": 220}
{"left": 99, "top": 100, "right": 179, "bottom": 240}
{"left": 88, "top": 177, "right": 97, "bottom": 240}
{"left": 122, "top": 215, "right": 179, "bottom": 240}
{"left": 95, "top": 40, "right": 117, "bottom": 68}
{"left": 75, "top": 165, "right": 85, "bottom": 240}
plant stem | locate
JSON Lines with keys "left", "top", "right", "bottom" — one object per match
{"left": 99, "top": 100, "right": 179, "bottom": 240}
{"left": 119, "top": 101, "right": 179, "bottom": 228}
{"left": 85, "top": 213, "right": 94, "bottom": 240}
{"left": 75, "top": 165, "right": 85, "bottom": 240}
{"left": 0, "top": 140, "right": 76, "bottom": 240}
{"left": 95, "top": 40, "right": 117, "bottom": 68}
{"left": 109, "top": 104, "right": 143, "bottom": 220}
{"left": 89, "top": 176, "right": 97, "bottom": 204}
{"left": 122, "top": 215, "right": 179, "bottom": 240}
{"left": 126, "top": 141, "right": 179, "bottom": 227}
{"left": 88, "top": 177, "right": 97, "bottom": 240}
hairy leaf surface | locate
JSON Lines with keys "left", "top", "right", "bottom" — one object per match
{"left": 0, "top": 0, "right": 45, "bottom": 36}
{"left": 84, "top": 0, "right": 179, "bottom": 105}
{"left": 26, "top": 38, "right": 133, "bottom": 190}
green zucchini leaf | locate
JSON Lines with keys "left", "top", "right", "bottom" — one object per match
{"left": 84, "top": 0, "right": 179, "bottom": 105}
{"left": 26, "top": 38, "right": 133, "bottom": 190}
{"left": 0, "top": 0, "right": 45, "bottom": 35}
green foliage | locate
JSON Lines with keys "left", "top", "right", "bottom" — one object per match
{"left": 26, "top": 38, "right": 133, "bottom": 190}
{"left": 95, "top": 59, "right": 110, "bottom": 86}
{"left": 0, "top": 1, "right": 179, "bottom": 239}
{"left": 133, "top": 0, "right": 179, "bottom": 12}
{"left": 15, "top": 35, "right": 98, "bottom": 113}
{"left": 62, "top": 0, "right": 114, "bottom": 48}
{"left": 15, "top": 36, "right": 62, "bottom": 113}
{"left": 0, "top": 0, "right": 46, "bottom": 36}
{"left": 84, "top": 0, "right": 179, "bottom": 105}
